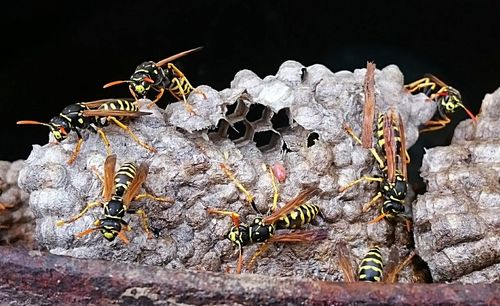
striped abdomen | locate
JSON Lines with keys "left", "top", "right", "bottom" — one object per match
{"left": 114, "top": 162, "right": 137, "bottom": 197}
{"left": 275, "top": 203, "right": 321, "bottom": 230}
{"left": 358, "top": 247, "right": 384, "bottom": 282}
{"left": 168, "top": 74, "right": 193, "bottom": 97}
{"left": 100, "top": 99, "right": 139, "bottom": 121}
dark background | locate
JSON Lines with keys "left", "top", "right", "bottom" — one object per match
{"left": 1, "top": 1, "right": 499, "bottom": 168}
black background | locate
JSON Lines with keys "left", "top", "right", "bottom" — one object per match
{"left": 1, "top": 1, "right": 499, "bottom": 164}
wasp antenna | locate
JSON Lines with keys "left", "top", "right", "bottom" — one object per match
{"left": 103, "top": 80, "right": 130, "bottom": 88}
{"left": 75, "top": 227, "right": 100, "bottom": 239}
{"left": 16, "top": 120, "right": 51, "bottom": 127}
{"left": 458, "top": 103, "right": 477, "bottom": 122}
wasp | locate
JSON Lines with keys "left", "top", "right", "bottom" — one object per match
{"left": 336, "top": 241, "right": 416, "bottom": 282}
{"left": 103, "top": 47, "right": 205, "bottom": 113}
{"left": 405, "top": 74, "right": 477, "bottom": 132}
{"left": 339, "top": 110, "right": 411, "bottom": 229}
{"left": 207, "top": 162, "right": 326, "bottom": 273}
{"left": 17, "top": 99, "right": 156, "bottom": 165}
{"left": 56, "top": 154, "right": 172, "bottom": 243}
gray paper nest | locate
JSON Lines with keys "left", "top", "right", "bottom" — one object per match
{"left": 17, "top": 60, "right": 498, "bottom": 283}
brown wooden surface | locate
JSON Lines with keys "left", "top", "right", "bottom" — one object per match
{"left": 0, "top": 246, "right": 497, "bottom": 305}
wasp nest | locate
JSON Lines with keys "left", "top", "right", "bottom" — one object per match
{"left": 19, "top": 60, "right": 435, "bottom": 281}
{"left": 0, "top": 160, "right": 33, "bottom": 246}
{"left": 413, "top": 87, "right": 500, "bottom": 284}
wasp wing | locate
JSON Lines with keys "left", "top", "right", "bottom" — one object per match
{"left": 424, "top": 74, "right": 449, "bottom": 88}
{"left": 102, "top": 154, "right": 117, "bottom": 201}
{"left": 335, "top": 241, "right": 357, "bottom": 283}
{"left": 82, "top": 109, "right": 151, "bottom": 117}
{"left": 80, "top": 98, "right": 134, "bottom": 108}
{"left": 383, "top": 110, "right": 396, "bottom": 183}
{"left": 262, "top": 186, "right": 320, "bottom": 225}
{"left": 396, "top": 112, "right": 408, "bottom": 180}
{"left": 268, "top": 229, "right": 328, "bottom": 243}
{"left": 122, "top": 162, "right": 148, "bottom": 207}
{"left": 156, "top": 46, "right": 203, "bottom": 67}
{"left": 383, "top": 248, "right": 416, "bottom": 283}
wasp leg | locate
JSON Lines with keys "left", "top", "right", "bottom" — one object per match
{"left": 344, "top": 125, "right": 385, "bottom": 169}
{"left": 95, "top": 128, "right": 112, "bottom": 155}
{"left": 127, "top": 208, "right": 152, "bottom": 239}
{"left": 106, "top": 117, "right": 156, "bottom": 153}
{"left": 128, "top": 85, "right": 139, "bottom": 101}
{"left": 206, "top": 208, "right": 241, "bottom": 227}
{"left": 235, "top": 245, "right": 244, "bottom": 274}
{"left": 219, "top": 163, "right": 260, "bottom": 214}
{"left": 339, "top": 176, "right": 383, "bottom": 193}
{"left": 169, "top": 63, "right": 207, "bottom": 99}
{"left": 247, "top": 241, "right": 272, "bottom": 272}
{"left": 146, "top": 88, "right": 165, "bottom": 108}
{"left": 134, "top": 193, "right": 174, "bottom": 204}
{"left": 169, "top": 78, "right": 196, "bottom": 115}
{"left": 266, "top": 164, "right": 280, "bottom": 212}
{"left": 404, "top": 77, "right": 435, "bottom": 94}
{"left": 56, "top": 201, "right": 102, "bottom": 227}
{"left": 384, "top": 250, "right": 417, "bottom": 283}
{"left": 362, "top": 192, "right": 383, "bottom": 212}
{"left": 419, "top": 116, "right": 451, "bottom": 133}
{"left": 67, "top": 129, "right": 85, "bottom": 165}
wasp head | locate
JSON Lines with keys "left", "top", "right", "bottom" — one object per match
{"left": 381, "top": 200, "right": 409, "bottom": 221}
{"left": 48, "top": 116, "right": 71, "bottom": 142}
{"left": 99, "top": 218, "right": 122, "bottom": 242}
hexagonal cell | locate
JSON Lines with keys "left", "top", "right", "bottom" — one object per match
{"left": 246, "top": 103, "right": 267, "bottom": 123}
{"left": 226, "top": 98, "right": 248, "bottom": 122}
{"left": 271, "top": 108, "right": 291, "bottom": 130}
{"left": 228, "top": 120, "right": 254, "bottom": 145}
{"left": 253, "top": 129, "right": 282, "bottom": 152}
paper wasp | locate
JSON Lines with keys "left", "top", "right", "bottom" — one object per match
{"left": 339, "top": 110, "right": 411, "bottom": 229}
{"left": 56, "top": 154, "right": 172, "bottom": 243}
{"left": 103, "top": 47, "right": 205, "bottom": 113}
{"left": 207, "top": 162, "right": 326, "bottom": 273}
{"left": 405, "top": 74, "right": 477, "bottom": 132}
{"left": 336, "top": 241, "right": 416, "bottom": 282}
{"left": 17, "top": 99, "right": 156, "bottom": 165}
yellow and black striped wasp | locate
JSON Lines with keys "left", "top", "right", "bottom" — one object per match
{"left": 336, "top": 241, "right": 416, "bottom": 283}
{"left": 17, "top": 99, "right": 156, "bottom": 165}
{"left": 405, "top": 74, "right": 477, "bottom": 132}
{"left": 56, "top": 154, "right": 172, "bottom": 243}
{"left": 103, "top": 47, "right": 205, "bottom": 113}
{"left": 207, "top": 162, "right": 326, "bottom": 273}
{"left": 339, "top": 110, "right": 411, "bottom": 230}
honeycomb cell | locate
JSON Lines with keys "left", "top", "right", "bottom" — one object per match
{"left": 228, "top": 120, "right": 254, "bottom": 145}
{"left": 246, "top": 104, "right": 266, "bottom": 123}
{"left": 271, "top": 108, "right": 291, "bottom": 130}
{"left": 253, "top": 130, "right": 281, "bottom": 152}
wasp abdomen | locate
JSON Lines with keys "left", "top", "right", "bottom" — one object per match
{"left": 114, "top": 162, "right": 137, "bottom": 197}
{"left": 358, "top": 247, "right": 384, "bottom": 282}
{"left": 275, "top": 203, "right": 321, "bottom": 230}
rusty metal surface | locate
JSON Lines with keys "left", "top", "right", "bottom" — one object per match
{"left": 0, "top": 246, "right": 497, "bottom": 306}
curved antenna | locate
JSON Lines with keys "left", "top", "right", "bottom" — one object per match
{"left": 156, "top": 46, "right": 203, "bottom": 67}
{"left": 457, "top": 103, "right": 477, "bottom": 122}
{"left": 16, "top": 120, "right": 51, "bottom": 127}
{"left": 103, "top": 80, "right": 132, "bottom": 88}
